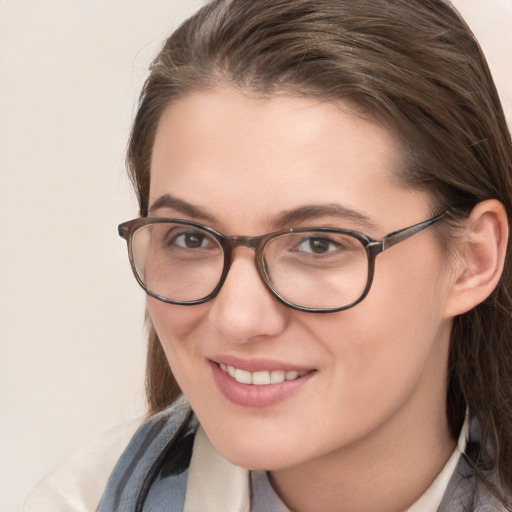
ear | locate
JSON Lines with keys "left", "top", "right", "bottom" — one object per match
{"left": 445, "top": 199, "right": 508, "bottom": 317}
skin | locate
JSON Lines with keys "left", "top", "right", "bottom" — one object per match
{"left": 147, "top": 87, "right": 461, "bottom": 512}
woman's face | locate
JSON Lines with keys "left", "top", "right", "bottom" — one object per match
{"left": 147, "top": 87, "right": 456, "bottom": 471}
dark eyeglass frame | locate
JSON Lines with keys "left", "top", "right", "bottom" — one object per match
{"left": 118, "top": 211, "right": 447, "bottom": 313}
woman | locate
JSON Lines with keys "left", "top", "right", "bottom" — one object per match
{"left": 26, "top": 0, "right": 512, "bottom": 510}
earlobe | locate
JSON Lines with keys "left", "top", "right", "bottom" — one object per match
{"left": 445, "top": 200, "right": 508, "bottom": 317}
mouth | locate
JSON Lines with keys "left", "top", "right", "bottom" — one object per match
{"left": 210, "top": 358, "right": 315, "bottom": 407}
{"left": 219, "top": 363, "right": 310, "bottom": 386}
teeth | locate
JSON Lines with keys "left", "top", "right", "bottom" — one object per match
{"left": 235, "top": 369, "right": 252, "bottom": 384}
{"left": 270, "top": 370, "right": 285, "bottom": 384}
{"left": 220, "top": 364, "right": 307, "bottom": 385}
{"left": 252, "top": 371, "right": 271, "bottom": 385}
{"left": 285, "top": 370, "right": 298, "bottom": 380}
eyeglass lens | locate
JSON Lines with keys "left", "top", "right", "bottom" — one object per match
{"left": 130, "top": 221, "right": 369, "bottom": 309}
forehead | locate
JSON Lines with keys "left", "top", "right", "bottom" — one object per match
{"left": 149, "top": 87, "right": 426, "bottom": 232}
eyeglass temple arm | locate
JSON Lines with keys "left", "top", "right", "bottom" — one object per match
{"left": 379, "top": 212, "right": 447, "bottom": 251}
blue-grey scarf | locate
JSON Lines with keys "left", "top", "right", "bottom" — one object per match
{"left": 97, "top": 396, "right": 506, "bottom": 512}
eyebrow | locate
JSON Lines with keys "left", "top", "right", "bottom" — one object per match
{"left": 149, "top": 193, "right": 379, "bottom": 232}
{"left": 149, "top": 194, "right": 216, "bottom": 223}
{"left": 272, "top": 204, "right": 379, "bottom": 231}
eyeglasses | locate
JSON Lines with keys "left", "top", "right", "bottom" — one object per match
{"left": 118, "top": 212, "right": 447, "bottom": 313}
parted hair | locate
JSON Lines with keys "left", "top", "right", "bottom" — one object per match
{"left": 127, "top": 0, "right": 512, "bottom": 505}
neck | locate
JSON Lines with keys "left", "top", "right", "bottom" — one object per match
{"left": 269, "top": 386, "right": 456, "bottom": 512}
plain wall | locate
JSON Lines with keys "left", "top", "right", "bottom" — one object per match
{"left": 0, "top": 1, "right": 510, "bottom": 511}
{"left": 0, "top": 2, "right": 205, "bottom": 511}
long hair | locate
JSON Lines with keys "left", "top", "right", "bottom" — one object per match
{"left": 127, "top": 0, "right": 512, "bottom": 503}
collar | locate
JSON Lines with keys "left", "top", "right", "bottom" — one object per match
{"left": 183, "top": 426, "right": 250, "bottom": 512}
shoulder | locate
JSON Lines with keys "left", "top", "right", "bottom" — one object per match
{"left": 24, "top": 415, "right": 145, "bottom": 512}
{"left": 97, "top": 395, "right": 195, "bottom": 512}
{"left": 439, "top": 454, "right": 509, "bottom": 511}
{"left": 24, "top": 396, "right": 193, "bottom": 512}
{"left": 439, "top": 418, "right": 511, "bottom": 511}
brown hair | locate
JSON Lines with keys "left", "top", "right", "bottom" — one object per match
{"left": 127, "top": 0, "right": 512, "bottom": 504}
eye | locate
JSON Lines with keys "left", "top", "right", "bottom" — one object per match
{"left": 172, "top": 231, "right": 211, "bottom": 249}
{"left": 154, "top": 224, "right": 218, "bottom": 252}
{"left": 296, "top": 236, "right": 341, "bottom": 255}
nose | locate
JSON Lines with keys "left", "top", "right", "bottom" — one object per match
{"left": 207, "top": 248, "right": 290, "bottom": 343}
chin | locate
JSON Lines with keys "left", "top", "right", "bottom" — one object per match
{"left": 199, "top": 417, "right": 311, "bottom": 471}
{"left": 216, "top": 440, "right": 299, "bottom": 471}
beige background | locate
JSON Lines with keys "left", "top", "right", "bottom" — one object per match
{"left": 0, "top": 1, "right": 510, "bottom": 511}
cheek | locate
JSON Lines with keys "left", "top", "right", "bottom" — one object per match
{"left": 378, "top": 250, "right": 450, "bottom": 373}
{"left": 312, "top": 244, "right": 452, "bottom": 413}
{"left": 371, "top": 245, "right": 450, "bottom": 357}
{"left": 146, "top": 298, "right": 209, "bottom": 374}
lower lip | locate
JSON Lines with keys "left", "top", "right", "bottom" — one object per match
{"left": 210, "top": 361, "right": 314, "bottom": 408}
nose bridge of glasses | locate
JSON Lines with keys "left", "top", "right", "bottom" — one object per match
{"left": 226, "top": 235, "right": 261, "bottom": 251}
{"left": 221, "top": 234, "right": 272, "bottom": 294}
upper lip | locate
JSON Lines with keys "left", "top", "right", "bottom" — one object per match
{"left": 209, "top": 355, "right": 314, "bottom": 373}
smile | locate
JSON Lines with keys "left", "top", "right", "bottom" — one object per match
{"left": 219, "top": 363, "right": 309, "bottom": 386}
